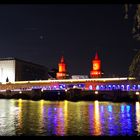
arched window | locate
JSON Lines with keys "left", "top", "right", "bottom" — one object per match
{"left": 138, "top": 85, "right": 140, "bottom": 90}
{"left": 112, "top": 85, "right": 116, "bottom": 90}
{"left": 126, "top": 85, "right": 130, "bottom": 91}
{"left": 132, "top": 85, "right": 136, "bottom": 91}
{"left": 108, "top": 85, "right": 112, "bottom": 90}
{"left": 89, "top": 85, "right": 93, "bottom": 90}
{"left": 96, "top": 85, "right": 100, "bottom": 90}
{"left": 121, "top": 85, "right": 124, "bottom": 90}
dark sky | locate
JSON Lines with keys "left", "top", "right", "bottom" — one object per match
{"left": 0, "top": 4, "right": 139, "bottom": 77}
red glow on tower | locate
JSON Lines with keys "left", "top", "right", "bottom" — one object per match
{"left": 90, "top": 52, "right": 102, "bottom": 78}
{"left": 56, "top": 56, "right": 66, "bottom": 79}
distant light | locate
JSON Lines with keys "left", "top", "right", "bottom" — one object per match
{"left": 136, "top": 92, "right": 139, "bottom": 95}
{"left": 19, "top": 91, "right": 22, "bottom": 94}
{"left": 18, "top": 99, "right": 22, "bottom": 102}
{"left": 41, "top": 88, "right": 44, "bottom": 92}
{"left": 95, "top": 91, "right": 98, "bottom": 94}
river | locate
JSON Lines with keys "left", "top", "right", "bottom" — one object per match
{"left": 0, "top": 99, "right": 139, "bottom": 136}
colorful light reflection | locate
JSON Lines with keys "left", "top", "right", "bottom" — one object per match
{"left": 136, "top": 102, "right": 140, "bottom": 134}
{"left": 0, "top": 100, "right": 139, "bottom": 136}
{"left": 93, "top": 101, "right": 101, "bottom": 135}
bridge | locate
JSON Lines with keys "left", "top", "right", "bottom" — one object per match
{"left": 0, "top": 77, "right": 139, "bottom": 92}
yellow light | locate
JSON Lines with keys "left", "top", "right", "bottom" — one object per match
{"left": 136, "top": 92, "right": 140, "bottom": 95}
{"left": 40, "top": 99, "right": 44, "bottom": 106}
{"left": 18, "top": 98, "right": 23, "bottom": 129}
{"left": 18, "top": 98, "right": 22, "bottom": 103}
{"left": 63, "top": 100, "right": 68, "bottom": 134}
{"left": 59, "top": 65, "right": 63, "bottom": 72}
{"left": 94, "top": 100, "right": 101, "bottom": 135}
{"left": 95, "top": 91, "right": 98, "bottom": 94}
{"left": 136, "top": 102, "right": 140, "bottom": 133}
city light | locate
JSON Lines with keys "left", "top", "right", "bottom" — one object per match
{"left": 95, "top": 91, "right": 98, "bottom": 94}
{"left": 136, "top": 92, "right": 140, "bottom": 95}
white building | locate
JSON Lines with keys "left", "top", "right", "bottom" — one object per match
{"left": 0, "top": 58, "right": 15, "bottom": 83}
{"left": 0, "top": 58, "right": 48, "bottom": 83}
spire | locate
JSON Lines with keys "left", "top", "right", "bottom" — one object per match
{"left": 95, "top": 52, "right": 99, "bottom": 60}
{"left": 60, "top": 56, "right": 64, "bottom": 63}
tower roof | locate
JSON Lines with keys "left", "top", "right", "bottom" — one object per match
{"left": 60, "top": 56, "right": 65, "bottom": 63}
{"left": 95, "top": 52, "right": 99, "bottom": 60}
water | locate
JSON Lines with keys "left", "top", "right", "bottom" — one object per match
{"left": 0, "top": 99, "right": 139, "bottom": 136}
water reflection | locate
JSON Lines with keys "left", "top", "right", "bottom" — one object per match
{"left": 93, "top": 100, "right": 101, "bottom": 135}
{"left": 17, "top": 99, "right": 23, "bottom": 131}
{"left": 0, "top": 99, "right": 139, "bottom": 136}
{"left": 56, "top": 102, "right": 65, "bottom": 135}
{"left": 136, "top": 102, "right": 140, "bottom": 135}
{"left": 64, "top": 100, "right": 68, "bottom": 134}
{"left": 119, "top": 104, "right": 135, "bottom": 135}
{"left": 87, "top": 101, "right": 102, "bottom": 135}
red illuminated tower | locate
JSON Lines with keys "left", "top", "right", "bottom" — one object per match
{"left": 90, "top": 52, "right": 102, "bottom": 78}
{"left": 56, "top": 56, "right": 66, "bottom": 79}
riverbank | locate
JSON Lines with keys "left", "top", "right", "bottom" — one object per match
{"left": 0, "top": 89, "right": 139, "bottom": 102}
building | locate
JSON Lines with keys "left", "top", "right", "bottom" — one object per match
{"left": 0, "top": 57, "right": 48, "bottom": 82}
{"left": 56, "top": 56, "right": 67, "bottom": 79}
{"left": 90, "top": 52, "right": 102, "bottom": 78}
{"left": 71, "top": 75, "right": 89, "bottom": 79}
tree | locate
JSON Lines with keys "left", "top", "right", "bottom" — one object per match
{"left": 124, "top": 4, "right": 140, "bottom": 41}
{"left": 129, "top": 49, "right": 140, "bottom": 78}
{"left": 124, "top": 5, "right": 140, "bottom": 78}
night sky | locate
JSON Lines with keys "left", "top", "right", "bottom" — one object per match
{"left": 0, "top": 4, "right": 139, "bottom": 77}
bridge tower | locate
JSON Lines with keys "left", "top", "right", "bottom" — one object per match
{"left": 56, "top": 56, "right": 67, "bottom": 79}
{"left": 90, "top": 52, "right": 102, "bottom": 78}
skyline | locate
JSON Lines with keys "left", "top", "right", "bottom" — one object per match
{"left": 0, "top": 4, "right": 139, "bottom": 77}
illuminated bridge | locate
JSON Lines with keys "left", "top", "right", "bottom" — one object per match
{"left": 0, "top": 77, "right": 140, "bottom": 92}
